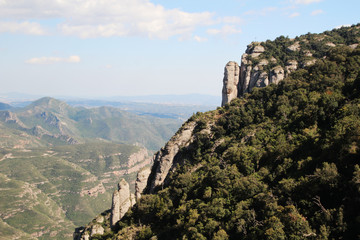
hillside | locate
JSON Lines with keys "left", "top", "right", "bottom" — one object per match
{"left": 0, "top": 102, "right": 13, "bottom": 110}
{"left": 76, "top": 24, "right": 360, "bottom": 239}
{"left": 0, "top": 98, "right": 184, "bottom": 239}
{"left": 0, "top": 142, "right": 154, "bottom": 239}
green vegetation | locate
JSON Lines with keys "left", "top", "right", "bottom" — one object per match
{"left": 0, "top": 142, "right": 149, "bottom": 239}
{"left": 0, "top": 97, "right": 184, "bottom": 239}
{"left": 261, "top": 23, "right": 359, "bottom": 65}
{"left": 102, "top": 27, "right": 360, "bottom": 239}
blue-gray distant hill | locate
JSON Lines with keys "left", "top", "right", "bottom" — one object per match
{"left": 1, "top": 97, "right": 182, "bottom": 151}
{"left": 0, "top": 102, "right": 13, "bottom": 110}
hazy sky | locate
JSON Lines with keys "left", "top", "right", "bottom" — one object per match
{"left": 1, "top": 0, "right": 359, "bottom": 98}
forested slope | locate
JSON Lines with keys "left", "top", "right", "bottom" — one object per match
{"left": 83, "top": 25, "right": 360, "bottom": 240}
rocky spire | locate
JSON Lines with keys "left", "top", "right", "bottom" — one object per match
{"left": 221, "top": 61, "right": 240, "bottom": 107}
{"left": 110, "top": 179, "right": 134, "bottom": 227}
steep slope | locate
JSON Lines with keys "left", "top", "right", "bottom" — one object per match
{"left": 77, "top": 24, "right": 360, "bottom": 239}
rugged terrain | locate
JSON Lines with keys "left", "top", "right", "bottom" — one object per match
{"left": 76, "top": 24, "right": 360, "bottom": 239}
{"left": 0, "top": 98, "right": 184, "bottom": 239}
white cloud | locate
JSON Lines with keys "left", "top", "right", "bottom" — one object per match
{"left": 293, "top": 0, "right": 323, "bottom": 4}
{"left": 289, "top": 12, "right": 300, "bottom": 18}
{"left": 311, "top": 9, "right": 324, "bottom": 16}
{"left": 25, "top": 55, "right": 80, "bottom": 64}
{"left": 194, "top": 36, "right": 207, "bottom": 42}
{"left": 0, "top": 0, "right": 240, "bottom": 39}
{"left": 207, "top": 25, "right": 242, "bottom": 36}
{"left": 0, "top": 21, "right": 46, "bottom": 35}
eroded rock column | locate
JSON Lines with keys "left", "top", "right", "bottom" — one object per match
{"left": 221, "top": 61, "right": 240, "bottom": 107}
{"left": 110, "top": 179, "right": 132, "bottom": 227}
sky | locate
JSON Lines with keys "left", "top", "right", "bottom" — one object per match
{"left": 0, "top": 0, "right": 359, "bottom": 99}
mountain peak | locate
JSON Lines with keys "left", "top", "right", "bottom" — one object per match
{"left": 26, "top": 97, "right": 71, "bottom": 114}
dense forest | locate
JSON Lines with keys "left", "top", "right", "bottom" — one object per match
{"left": 82, "top": 25, "right": 360, "bottom": 239}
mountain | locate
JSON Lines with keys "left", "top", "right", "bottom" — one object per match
{"left": 76, "top": 24, "right": 360, "bottom": 239}
{"left": 0, "top": 97, "right": 182, "bottom": 150}
{"left": 0, "top": 102, "right": 13, "bottom": 110}
{"left": 0, "top": 97, "right": 186, "bottom": 239}
{"left": 94, "top": 94, "right": 220, "bottom": 106}
{"left": 65, "top": 99, "right": 216, "bottom": 121}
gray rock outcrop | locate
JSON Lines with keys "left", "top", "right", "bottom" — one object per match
{"left": 285, "top": 60, "right": 298, "bottom": 75}
{"left": 221, "top": 42, "right": 302, "bottom": 106}
{"left": 270, "top": 66, "right": 285, "bottom": 84}
{"left": 135, "top": 167, "right": 151, "bottom": 201}
{"left": 287, "top": 41, "right": 300, "bottom": 52}
{"left": 221, "top": 61, "right": 240, "bottom": 107}
{"left": 147, "top": 121, "right": 197, "bottom": 193}
{"left": 110, "top": 179, "right": 134, "bottom": 227}
{"left": 90, "top": 224, "right": 104, "bottom": 236}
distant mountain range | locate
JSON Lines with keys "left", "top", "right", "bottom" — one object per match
{"left": 0, "top": 96, "right": 189, "bottom": 239}
{"left": 0, "top": 97, "right": 184, "bottom": 151}
{"left": 0, "top": 93, "right": 220, "bottom": 108}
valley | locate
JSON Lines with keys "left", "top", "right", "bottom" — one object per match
{"left": 0, "top": 97, "right": 202, "bottom": 239}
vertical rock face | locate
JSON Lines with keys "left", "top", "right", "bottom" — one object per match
{"left": 147, "top": 121, "right": 197, "bottom": 193}
{"left": 238, "top": 43, "right": 267, "bottom": 96}
{"left": 221, "top": 61, "right": 240, "bottom": 107}
{"left": 110, "top": 179, "right": 134, "bottom": 227}
{"left": 135, "top": 167, "right": 151, "bottom": 201}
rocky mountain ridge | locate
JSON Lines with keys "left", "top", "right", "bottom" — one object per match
{"left": 75, "top": 24, "right": 360, "bottom": 239}
{"left": 222, "top": 25, "right": 360, "bottom": 106}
